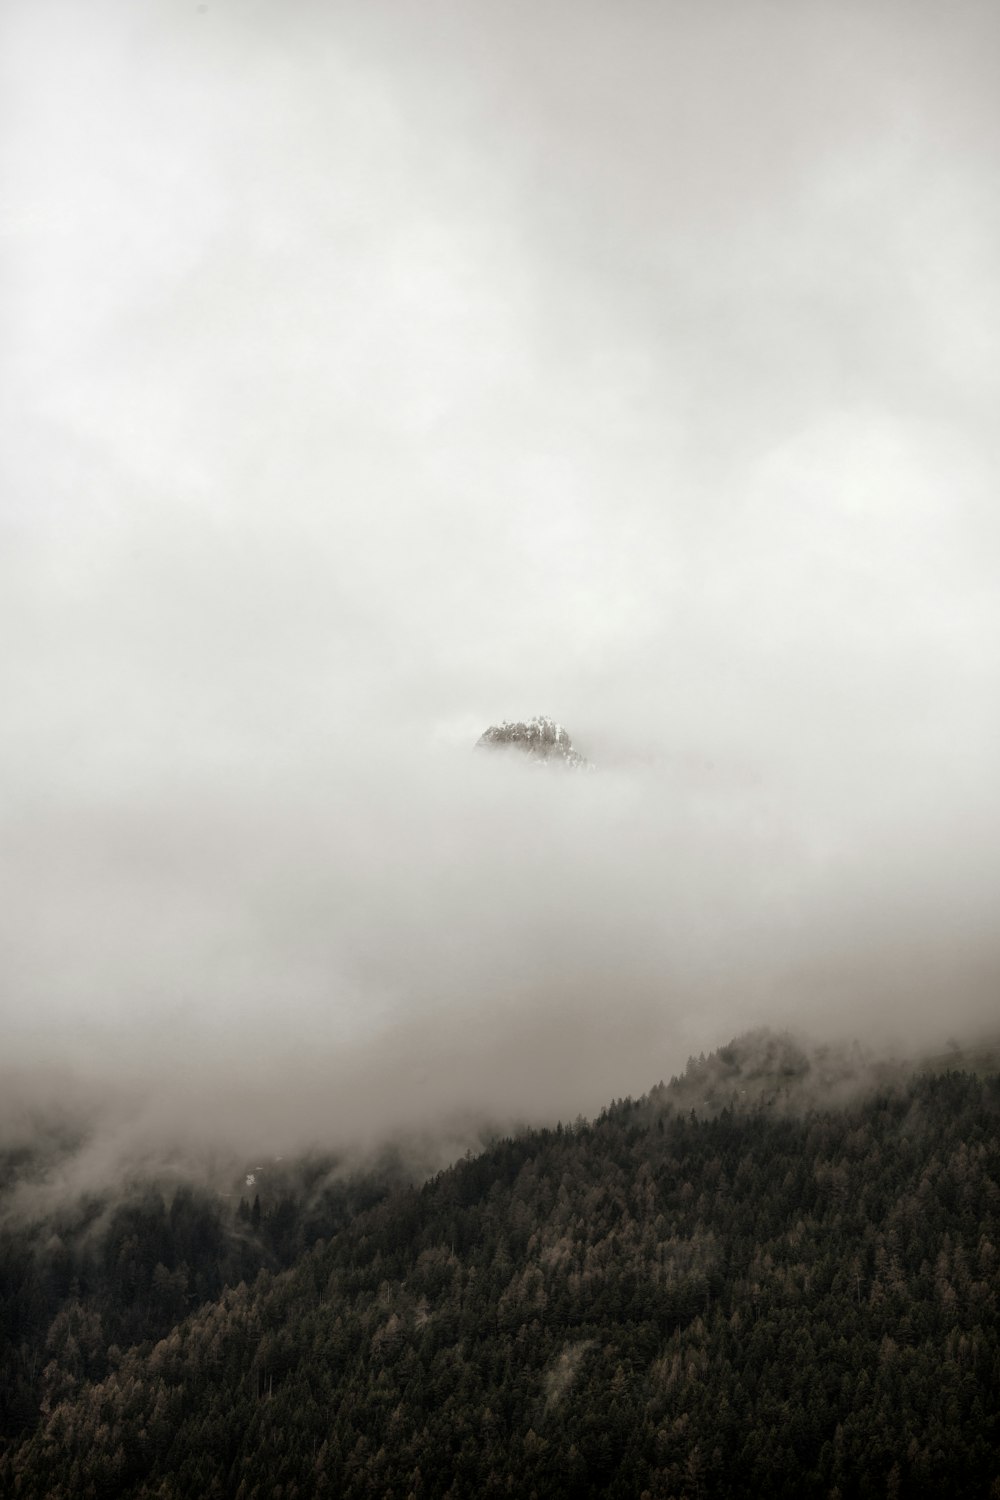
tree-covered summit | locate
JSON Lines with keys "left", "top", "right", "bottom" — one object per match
{"left": 476, "top": 716, "right": 591, "bottom": 768}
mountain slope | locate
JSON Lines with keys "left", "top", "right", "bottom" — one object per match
{"left": 3, "top": 1047, "right": 998, "bottom": 1499}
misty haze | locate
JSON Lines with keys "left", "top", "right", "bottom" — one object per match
{"left": 1, "top": 2, "right": 999, "bottom": 1495}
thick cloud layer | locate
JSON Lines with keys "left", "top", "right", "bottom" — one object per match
{"left": 1, "top": 1, "right": 998, "bottom": 1165}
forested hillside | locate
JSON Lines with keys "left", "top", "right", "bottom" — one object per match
{"left": 0, "top": 1141, "right": 424, "bottom": 1446}
{"left": 1, "top": 1038, "right": 998, "bottom": 1498}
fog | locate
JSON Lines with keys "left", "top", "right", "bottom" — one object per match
{"left": 2, "top": 1, "right": 999, "bottom": 1170}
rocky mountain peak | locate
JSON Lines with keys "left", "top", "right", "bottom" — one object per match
{"left": 475, "top": 716, "right": 591, "bottom": 768}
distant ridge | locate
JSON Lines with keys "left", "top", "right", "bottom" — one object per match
{"left": 475, "top": 715, "right": 591, "bottom": 768}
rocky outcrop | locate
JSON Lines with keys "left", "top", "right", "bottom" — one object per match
{"left": 475, "top": 716, "right": 591, "bottom": 769}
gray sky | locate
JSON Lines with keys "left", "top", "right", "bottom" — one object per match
{"left": 2, "top": 0, "right": 999, "bottom": 1154}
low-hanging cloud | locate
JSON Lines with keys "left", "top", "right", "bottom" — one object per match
{"left": 3, "top": 734, "right": 997, "bottom": 1179}
{"left": 1, "top": 0, "right": 999, "bottom": 1182}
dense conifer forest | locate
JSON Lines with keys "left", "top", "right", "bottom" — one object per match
{"left": 1, "top": 1034, "right": 998, "bottom": 1498}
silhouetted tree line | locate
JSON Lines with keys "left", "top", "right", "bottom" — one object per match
{"left": 1, "top": 1056, "right": 998, "bottom": 1497}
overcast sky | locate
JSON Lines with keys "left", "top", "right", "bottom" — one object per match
{"left": 2, "top": 1, "right": 999, "bottom": 1153}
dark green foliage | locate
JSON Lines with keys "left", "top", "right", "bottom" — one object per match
{"left": 2, "top": 1062, "right": 998, "bottom": 1497}
{"left": 0, "top": 1150, "right": 409, "bottom": 1445}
